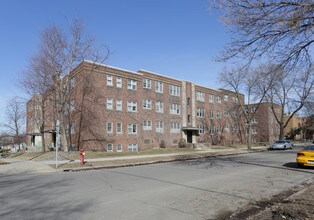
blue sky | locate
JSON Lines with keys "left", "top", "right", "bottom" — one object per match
{"left": 0, "top": 0, "right": 229, "bottom": 120}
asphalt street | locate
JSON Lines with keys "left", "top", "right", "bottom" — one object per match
{"left": 1, "top": 149, "right": 313, "bottom": 220}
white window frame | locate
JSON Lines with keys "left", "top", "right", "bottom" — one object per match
{"left": 127, "top": 79, "right": 137, "bottom": 90}
{"left": 170, "top": 103, "right": 180, "bottom": 115}
{"left": 107, "top": 98, "right": 113, "bottom": 110}
{"left": 156, "top": 121, "right": 164, "bottom": 133}
{"left": 143, "top": 99, "right": 152, "bottom": 110}
{"left": 116, "top": 123, "right": 122, "bottom": 134}
{"left": 116, "top": 99, "right": 122, "bottom": 111}
{"left": 156, "top": 101, "right": 164, "bottom": 113}
{"left": 128, "top": 123, "right": 137, "bottom": 134}
{"left": 196, "top": 91, "right": 205, "bottom": 102}
{"left": 197, "top": 108, "right": 205, "bottom": 118}
{"left": 107, "top": 122, "right": 113, "bottom": 133}
{"left": 107, "top": 75, "right": 113, "bottom": 86}
{"left": 198, "top": 124, "right": 205, "bottom": 134}
{"left": 117, "top": 144, "right": 123, "bottom": 152}
{"left": 143, "top": 78, "right": 151, "bottom": 89}
{"left": 128, "top": 144, "right": 138, "bottom": 152}
{"left": 217, "top": 111, "right": 222, "bottom": 119}
{"left": 209, "top": 94, "right": 214, "bottom": 103}
{"left": 216, "top": 96, "right": 221, "bottom": 103}
{"left": 210, "top": 109, "right": 214, "bottom": 119}
{"left": 170, "top": 122, "right": 181, "bottom": 133}
{"left": 143, "top": 120, "right": 152, "bottom": 130}
{"left": 127, "top": 101, "right": 137, "bottom": 112}
{"left": 155, "top": 81, "right": 163, "bottom": 93}
{"left": 224, "top": 95, "right": 229, "bottom": 102}
{"left": 107, "top": 143, "right": 113, "bottom": 152}
{"left": 170, "top": 85, "right": 180, "bottom": 96}
{"left": 116, "top": 77, "right": 122, "bottom": 88}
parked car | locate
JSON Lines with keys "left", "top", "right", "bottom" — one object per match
{"left": 268, "top": 140, "right": 293, "bottom": 150}
{"left": 296, "top": 145, "right": 314, "bottom": 167}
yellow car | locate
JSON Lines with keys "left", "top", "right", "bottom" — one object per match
{"left": 296, "top": 145, "right": 314, "bottom": 167}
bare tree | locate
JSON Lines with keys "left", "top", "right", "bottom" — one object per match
{"left": 211, "top": 0, "right": 313, "bottom": 73}
{"left": 1, "top": 97, "right": 25, "bottom": 149}
{"left": 22, "top": 18, "right": 109, "bottom": 152}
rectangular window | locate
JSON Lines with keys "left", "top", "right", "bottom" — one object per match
{"left": 107, "top": 75, "right": 113, "bottom": 86}
{"left": 224, "top": 95, "right": 229, "bottom": 102}
{"left": 128, "top": 123, "right": 137, "bottom": 134}
{"left": 209, "top": 94, "right": 214, "bottom": 103}
{"left": 170, "top": 85, "right": 180, "bottom": 96}
{"left": 210, "top": 109, "right": 214, "bottom": 119}
{"left": 217, "top": 111, "right": 222, "bottom": 119}
{"left": 70, "top": 99, "right": 75, "bottom": 111}
{"left": 170, "top": 122, "right": 181, "bottom": 133}
{"left": 143, "top": 120, "right": 152, "bottom": 130}
{"left": 225, "top": 122, "right": 230, "bottom": 130}
{"left": 143, "top": 78, "right": 151, "bottom": 89}
{"left": 251, "top": 107, "right": 257, "bottom": 113}
{"left": 156, "top": 101, "right": 164, "bottom": 113}
{"left": 116, "top": 123, "right": 122, "bottom": 134}
{"left": 71, "top": 77, "right": 76, "bottom": 89}
{"left": 127, "top": 101, "right": 137, "bottom": 112}
{"left": 116, "top": 99, "right": 122, "bottom": 111}
{"left": 217, "top": 126, "right": 222, "bottom": 134}
{"left": 70, "top": 122, "right": 75, "bottom": 134}
{"left": 216, "top": 96, "right": 221, "bottom": 103}
{"left": 197, "top": 108, "right": 205, "bottom": 117}
{"left": 224, "top": 110, "right": 229, "bottom": 117}
{"left": 128, "top": 144, "right": 138, "bottom": 152}
{"left": 107, "top": 122, "right": 113, "bottom": 133}
{"left": 107, "top": 98, "right": 113, "bottom": 110}
{"left": 196, "top": 91, "right": 205, "bottom": 102}
{"left": 143, "top": 99, "right": 152, "bottom": 110}
{"left": 127, "top": 79, "right": 137, "bottom": 90}
{"left": 156, "top": 121, "right": 164, "bottom": 133}
{"left": 198, "top": 124, "right": 205, "bottom": 134}
{"left": 107, "top": 143, "right": 113, "bottom": 152}
{"left": 252, "top": 127, "right": 258, "bottom": 134}
{"left": 252, "top": 117, "right": 257, "bottom": 123}
{"left": 155, "top": 81, "right": 163, "bottom": 93}
{"left": 117, "top": 144, "right": 122, "bottom": 152}
{"left": 210, "top": 126, "right": 215, "bottom": 135}
{"left": 170, "top": 103, "right": 180, "bottom": 115}
{"left": 116, "top": 77, "right": 122, "bottom": 88}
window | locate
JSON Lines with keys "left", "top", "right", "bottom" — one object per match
{"left": 156, "top": 121, "right": 164, "bottom": 133}
{"left": 170, "top": 122, "right": 181, "bottom": 133}
{"left": 156, "top": 101, "right": 164, "bottom": 113}
{"left": 197, "top": 108, "right": 205, "bottom": 117}
{"left": 251, "top": 107, "right": 257, "bottom": 113}
{"left": 155, "top": 81, "right": 163, "bottom": 93}
{"left": 170, "top": 103, "right": 180, "bottom": 115}
{"left": 107, "top": 75, "right": 113, "bottom": 86}
{"left": 217, "top": 111, "right": 222, "bottom": 119}
{"left": 225, "top": 122, "right": 229, "bottom": 130}
{"left": 116, "top": 99, "right": 122, "bottom": 111}
{"left": 117, "top": 123, "right": 122, "bottom": 134}
{"left": 224, "top": 95, "right": 229, "bottom": 102}
{"left": 216, "top": 96, "right": 221, "bottom": 103}
{"left": 143, "top": 120, "right": 152, "bottom": 130}
{"left": 70, "top": 99, "right": 75, "bottom": 111}
{"left": 107, "top": 122, "right": 113, "bottom": 133}
{"left": 71, "top": 77, "right": 76, "bottom": 89}
{"left": 170, "top": 85, "right": 180, "bottom": 96}
{"left": 127, "top": 79, "right": 137, "bottom": 90}
{"left": 70, "top": 123, "right": 75, "bottom": 134}
{"left": 143, "top": 78, "right": 151, "bottom": 89}
{"left": 107, "top": 143, "right": 113, "bottom": 152}
{"left": 252, "top": 127, "right": 258, "bottom": 134}
{"left": 128, "top": 144, "right": 138, "bottom": 152}
{"left": 196, "top": 91, "right": 205, "bottom": 102}
{"left": 128, "top": 123, "right": 137, "bottom": 134}
{"left": 116, "top": 77, "right": 122, "bottom": 88}
{"left": 252, "top": 117, "right": 257, "bottom": 123}
{"left": 117, "top": 144, "right": 122, "bottom": 152}
{"left": 217, "top": 126, "right": 222, "bottom": 134}
{"left": 127, "top": 101, "right": 137, "bottom": 112}
{"left": 198, "top": 124, "right": 205, "bottom": 134}
{"left": 210, "top": 126, "right": 215, "bottom": 135}
{"left": 107, "top": 99, "right": 113, "bottom": 110}
{"left": 224, "top": 110, "right": 229, "bottom": 117}
{"left": 210, "top": 109, "right": 214, "bottom": 119}
{"left": 209, "top": 94, "right": 214, "bottom": 103}
{"left": 187, "top": 98, "right": 190, "bottom": 105}
{"left": 143, "top": 99, "right": 152, "bottom": 110}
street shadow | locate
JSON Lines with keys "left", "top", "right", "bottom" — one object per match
{"left": 283, "top": 162, "right": 314, "bottom": 170}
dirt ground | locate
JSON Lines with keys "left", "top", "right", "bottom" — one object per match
{"left": 216, "top": 180, "right": 314, "bottom": 220}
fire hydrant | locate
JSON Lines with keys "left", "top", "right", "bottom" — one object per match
{"left": 80, "top": 149, "right": 85, "bottom": 165}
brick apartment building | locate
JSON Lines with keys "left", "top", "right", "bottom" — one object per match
{"left": 245, "top": 103, "right": 281, "bottom": 144}
{"left": 26, "top": 61, "right": 279, "bottom": 152}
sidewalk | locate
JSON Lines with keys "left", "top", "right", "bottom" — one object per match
{"left": 0, "top": 146, "right": 268, "bottom": 175}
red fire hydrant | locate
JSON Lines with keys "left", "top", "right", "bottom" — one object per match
{"left": 80, "top": 149, "right": 85, "bottom": 165}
